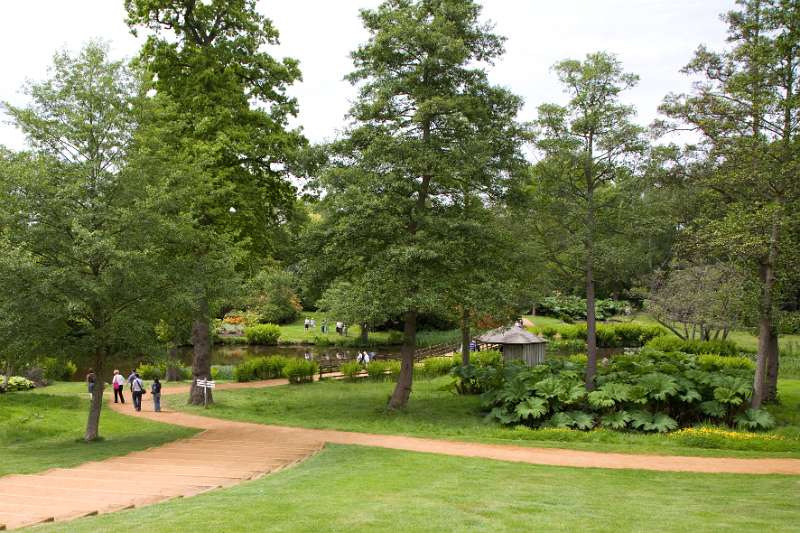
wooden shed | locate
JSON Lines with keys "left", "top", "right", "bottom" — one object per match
{"left": 476, "top": 324, "right": 548, "bottom": 366}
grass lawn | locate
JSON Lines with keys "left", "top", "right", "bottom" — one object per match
{"left": 166, "top": 377, "right": 800, "bottom": 459}
{"left": 0, "top": 382, "right": 197, "bottom": 476}
{"left": 31, "top": 444, "right": 800, "bottom": 533}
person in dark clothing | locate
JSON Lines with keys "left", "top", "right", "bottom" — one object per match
{"left": 112, "top": 369, "right": 126, "bottom": 403}
{"left": 86, "top": 369, "right": 96, "bottom": 395}
{"left": 151, "top": 377, "right": 162, "bottom": 412}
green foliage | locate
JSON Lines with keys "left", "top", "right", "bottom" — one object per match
{"left": 450, "top": 351, "right": 504, "bottom": 395}
{"left": 211, "top": 365, "right": 235, "bottom": 381}
{"left": 697, "top": 354, "right": 754, "bottom": 371}
{"left": 365, "top": 361, "right": 390, "bottom": 381}
{"left": 418, "top": 357, "right": 456, "bottom": 379}
{"left": 136, "top": 364, "right": 163, "bottom": 380}
{"left": 246, "top": 269, "right": 303, "bottom": 325}
{"left": 40, "top": 358, "right": 77, "bottom": 382}
{"left": 243, "top": 324, "right": 281, "bottom": 345}
{"left": 482, "top": 349, "right": 761, "bottom": 433}
{"left": 645, "top": 336, "right": 741, "bottom": 356}
{"left": 734, "top": 409, "right": 776, "bottom": 431}
{"left": 537, "top": 295, "right": 630, "bottom": 321}
{"left": 234, "top": 356, "right": 290, "bottom": 382}
{"left": 340, "top": 361, "right": 363, "bottom": 381}
{"left": 534, "top": 322, "right": 665, "bottom": 348}
{"left": 283, "top": 358, "right": 318, "bottom": 385}
{"left": 0, "top": 376, "right": 36, "bottom": 392}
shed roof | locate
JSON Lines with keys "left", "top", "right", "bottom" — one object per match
{"left": 476, "top": 324, "right": 547, "bottom": 345}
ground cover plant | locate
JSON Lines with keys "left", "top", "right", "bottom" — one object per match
{"left": 0, "top": 383, "right": 196, "bottom": 476}
{"left": 479, "top": 349, "right": 772, "bottom": 432}
{"left": 531, "top": 322, "right": 665, "bottom": 348}
{"left": 166, "top": 377, "right": 800, "bottom": 458}
{"left": 536, "top": 294, "right": 630, "bottom": 322}
{"left": 32, "top": 444, "right": 800, "bottom": 533}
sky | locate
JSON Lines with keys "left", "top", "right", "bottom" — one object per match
{"left": 0, "top": 0, "right": 735, "bottom": 150}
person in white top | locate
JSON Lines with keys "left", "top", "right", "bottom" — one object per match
{"left": 131, "top": 373, "right": 145, "bottom": 411}
{"left": 363, "top": 352, "right": 371, "bottom": 364}
{"left": 112, "top": 369, "right": 126, "bottom": 404}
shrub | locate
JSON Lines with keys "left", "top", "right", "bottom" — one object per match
{"left": 234, "top": 356, "right": 289, "bottom": 382}
{"left": 283, "top": 358, "right": 318, "bottom": 384}
{"left": 386, "top": 360, "right": 402, "bottom": 379}
{"left": 481, "top": 350, "right": 760, "bottom": 433}
{"left": 645, "top": 336, "right": 740, "bottom": 356}
{"left": 386, "top": 331, "right": 404, "bottom": 344}
{"left": 211, "top": 365, "right": 235, "bottom": 380}
{"left": 1, "top": 376, "right": 36, "bottom": 392}
{"left": 366, "top": 360, "right": 389, "bottom": 380}
{"left": 246, "top": 269, "right": 303, "bottom": 325}
{"left": 40, "top": 358, "right": 77, "bottom": 382}
{"left": 537, "top": 295, "right": 629, "bottom": 321}
{"left": 137, "top": 363, "right": 163, "bottom": 380}
{"left": 547, "top": 339, "right": 586, "bottom": 354}
{"left": 418, "top": 356, "right": 456, "bottom": 378}
{"left": 244, "top": 323, "right": 281, "bottom": 345}
{"left": 340, "top": 361, "right": 363, "bottom": 380}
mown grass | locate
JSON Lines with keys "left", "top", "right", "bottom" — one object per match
{"left": 166, "top": 377, "right": 800, "bottom": 458}
{"left": 31, "top": 444, "right": 800, "bottom": 533}
{"left": 0, "top": 382, "right": 197, "bottom": 476}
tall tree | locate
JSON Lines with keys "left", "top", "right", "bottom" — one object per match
{"left": 659, "top": 0, "right": 800, "bottom": 406}
{"left": 314, "top": 0, "right": 527, "bottom": 408}
{"left": 530, "top": 52, "right": 647, "bottom": 390}
{"left": 125, "top": 0, "right": 305, "bottom": 404}
{"left": 0, "top": 43, "right": 168, "bottom": 440}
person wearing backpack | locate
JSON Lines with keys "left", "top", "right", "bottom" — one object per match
{"left": 131, "top": 373, "right": 145, "bottom": 411}
{"left": 151, "top": 377, "right": 162, "bottom": 412}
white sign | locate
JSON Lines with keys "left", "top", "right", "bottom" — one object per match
{"left": 196, "top": 379, "right": 216, "bottom": 389}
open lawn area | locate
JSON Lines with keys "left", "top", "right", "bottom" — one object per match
{"left": 166, "top": 377, "right": 800, "bottom": 459}
{"left": 30, "top": 444, "right": 800, "bottom": 533}
{"left": 0, "top": 383, "right": 197, "bottom": 476}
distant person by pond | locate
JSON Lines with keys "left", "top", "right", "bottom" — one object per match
{"left": 304, "top": 318, "right": 311, "bottom": 331}
{"left": 342, "top": 323, "right": 348, "bottom": 336}
{"left": 335, "top": 321, "right": 343, "bottom": 335}
{"left": 151, "top": 377, "right": 162, "bottom": 412}
{"left": 86, "top": 369, "right": 96, "bottom": 395}
{"left": 112, "top": 369, "right": 126, "bottom": 404}
{"left": 321, "top": 318, "right": 328, "bottom": 333}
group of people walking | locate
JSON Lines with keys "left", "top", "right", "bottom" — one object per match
{"left": 311, "top": 317, "right": 349, "bottom": 336}
{"left": 86, "top": 368, "right": 162, "bottom": 412}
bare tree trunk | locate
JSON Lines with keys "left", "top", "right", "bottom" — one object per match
{"left": 753, "top": 219, "right": 779, "bottom": 408}
{"left": 765, "top": 329, "right": 780, "bottom": 402}
{"left": 585, "top": 257, "right": 597, "bottom": 391}
{"left": 389, "top": 310, "right": 416, "bottom": 409}
{"left": 360, "top": 323, "right": 369, "bottom": 345}
{"left": 3, "top": 361, "right": 11, "bottom": 389}
{"left": 189, "top": 297, "right": 212, "bottom": 405}
{"left": 84, "top": 352, "right": 105, "bottom": 442}
{"left": 166, "top": 343, "right": 181, "bottom": 382}
{"left": 461, "top": 308, "right": 471, "bottom": 366}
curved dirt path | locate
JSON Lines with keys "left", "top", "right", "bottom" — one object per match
{"left": 3, "top": 378, "right": 800, "bottom": 529}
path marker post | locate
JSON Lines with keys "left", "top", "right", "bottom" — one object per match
{"left": 196, "top": 378, "right": 216, "bottom": 408}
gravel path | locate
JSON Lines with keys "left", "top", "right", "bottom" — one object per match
{"left": 2, "top": 377, "right": 799, "bottom": 530}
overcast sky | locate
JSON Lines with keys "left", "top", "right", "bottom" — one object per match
{"left": 0, "top": 0, "right": 734, "bottom": 150}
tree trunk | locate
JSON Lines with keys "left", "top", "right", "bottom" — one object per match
{"left": 3, "top": 361, "right": 11, "bottom": 389}
{"left": 752, "top": 217, "right": 780, "bottom": 408}
{"left": 84, "top": 352, "right": 105, "bottom": 442}
{"left": 765, "top": 331, "right": 779, "bottom": 402}
{"left": 585, "top": 261, "right": 597, "bottom": 391}
{"left": 461, "top": 308, "right": 471, "bottom": 366}
{"left": 189, "top": 298, "right": 213, "bottom": 405}
{"left": 360, "top": 323, "right": 369, "bottom": 345}
{"left": 388, "top": 310, "right": 417, "bottom": 409}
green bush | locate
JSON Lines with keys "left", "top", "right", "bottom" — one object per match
{"left": 340, "top": 361, "right": 363, "bottom": 380}
{"left": 244, "top": 323, "right": 281, "bottom": 345}
{"left": 137, "top": 363, "right": 163, "bottom": 380}
{"left": 283, "top": 358, "right": 318, "bottom": 384}
{"left": 386, "top": 331, "right": 404, "bottom": 344}
{"left": 547, "top": 339, "right": 586, "bottom": 354}
{"left": 366, "top": 360, "right": 389, "bottom": 380}
{"left": 211, "top": 365, "right": 235, "bottom": 380}
{"left": 40, "top": 358, "right": 77, "bottom": 382}
{"left": 534, "top": 323, "right": 664, "bottom": 348}
{"left": 1, "top": 376, "right": 36, "bottom": 392}
{"left": 645, "top": 336, "right": 740, "bottom": 356}
{"left": 481, "top": 349, "right": 771, "bottom": 433}
{"left": 417, "top": 356, "right": 456, "bottom": 378}
{"left": 234, "top": 356, "right": 290, "bottom": 382}
{"left": 537, "top": 295, "right": 630, "bottom": 321}
{"left": 386, "top": 360, "right": 402, "bottom": 379}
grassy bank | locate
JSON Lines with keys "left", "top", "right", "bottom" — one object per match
{"left": 166, "top": 377, "right": 800, "bottom": 459}
{"left": 1, "top": 382, "right": 197, "bottom": 476}
{"left": 31, "top": 444, "right": 800, "bottom": 533}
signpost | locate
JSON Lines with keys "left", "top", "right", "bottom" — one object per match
{"left": 195, "top": 378, "right": 216, "bottom": 408}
